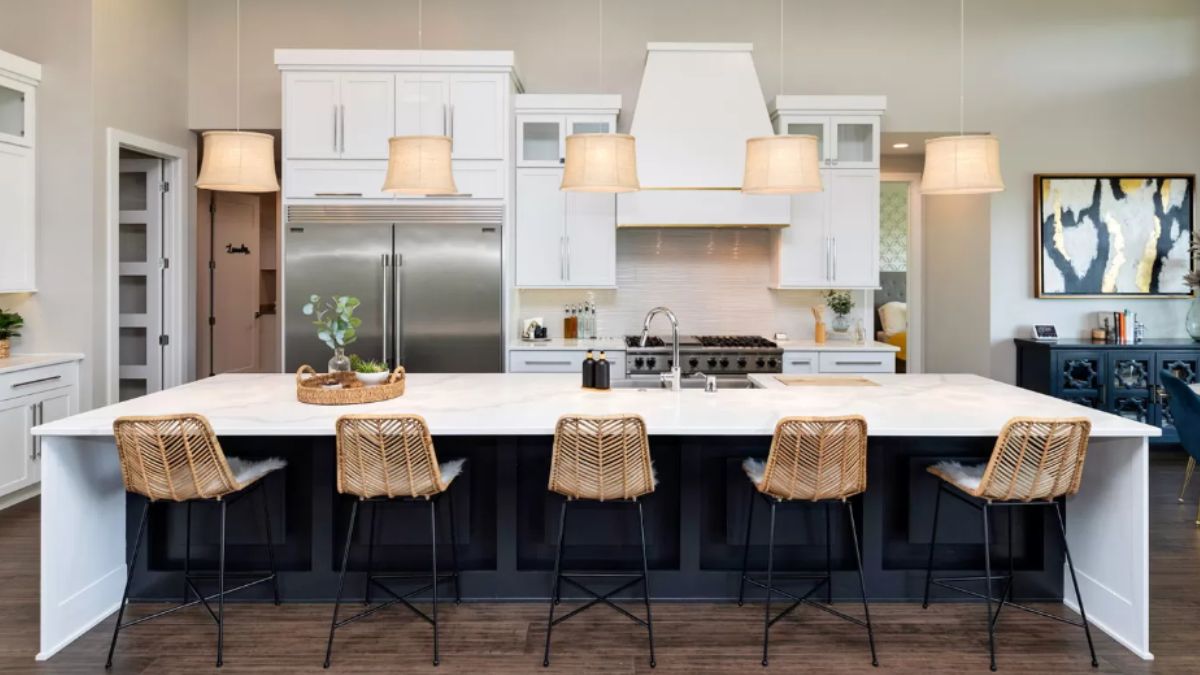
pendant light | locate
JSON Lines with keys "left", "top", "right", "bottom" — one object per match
{"left": 921, "top": 0, "right": 1003, "bottom": 195}
{"left": 382, "top": 0, "right": 458, "bottom": 195}
{"left": 742, "top": 0, "right": 822, "bottom": 195}
{"left": 195, "top": 0, "right": 279, "bottom": 193}
{"left": 560, "top": 0, "right": 639, "bottom": 193}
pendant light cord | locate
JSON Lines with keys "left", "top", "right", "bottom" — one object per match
{"left": 418, "top": 0, "right": 423, "bottom": 50}
{"left": 235, "top": 0, "right": 241, "bottom": 132}
{"left": 598, "top": 0, "right": 603, "bottom": 91}
{"left": 958, "top": 0, "right": 964, "bottom": 136}
{"left": 779, "top": 0, "right": 784, "bottom": 95}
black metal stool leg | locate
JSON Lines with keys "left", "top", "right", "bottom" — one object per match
{"left": 761, "top": 499, "right": 777, "bottom": 667}
{"left": 846, "top": 500, "right": 879, "bottom": 667}
{"left": 105, "top": 498, "right": 150, "bottom": 669}
{"left": 1054, "top": 502, "right": 1099, "bottom": 668}
{"left": 637, "top": 501, "right": 657, "bottom": 668}
{"left": 430, "top": 498, "right": 440, "bottom": 667}
{"left": 364, "top": 501, "right": 378, "bottom": 606}
{"left": 982, "top": 503, "right": 996, "bottom": 672}
{"left": 825, "top": 501, "right": 833, "bottom": 605}
{"left": 182, "top": 501, "right": 191, "bottom": 604}
{"left": 922, "top": 483, "right": 943, "bottom": 609}
{"left": 260, "top": 484, "right": 280, "bottom": 606}
{"left": 448, "top": 489, "right": 462, "bottom": 604}
{"left": 323, "top": 500, "right": 359, "bottom": 669}
{"left": 216, "top": 498, "right": 227, "bottom": 668}
{"left": 543, "top": 499, "right": 568, "bottom": 667}
{"left": 737, "top": 484, "right": 756, "bottom": 607}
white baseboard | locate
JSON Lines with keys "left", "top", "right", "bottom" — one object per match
{"left": 0, "top": 483, "right": 39, "bottom": 511}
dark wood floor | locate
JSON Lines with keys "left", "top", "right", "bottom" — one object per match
{"left": 6, "top": 453, "right": 1199, "bottom": 674}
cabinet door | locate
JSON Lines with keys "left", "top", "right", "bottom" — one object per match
{"left": 283, "top": 73, "right": 340, "bottom": 159}
{"left": 338, "top": 73, "right": 393, "bottom": 159}
{"left": 830, "top": 116, "right": 880, "bottom": 169}
{"left": 781, "top": 115, "right": 831, "bottom": 163}
{"left": 0, "top": 396, "right": 34, "bottom": 497}
{"left": 566, "top": 115, "right": 613, "bottom": 136}
{"left": 449, "top": 73, "right": 505, "bottom": 160}
{"left": 395, "top": 73, "right": 450, "bottom": 137}
{"left": 1053, "top": 351, "right": 1106, "bottom": 409}
{"left": 517, "top": 114, "right": 565, "bottom": 167}
{"left": 27, "top": 389, "right": 73, "bottom": 485}
{"left": 782, "top": 351, "right": 818, "bottom": 374}
{"left": 773, "top": 170, "right": 830, "bottom": 287}
{"left": 0, "top": 78, "right": 34, "bottom": 147}
{"left": 0, "top": 143, "right": 34, "bottom": 292}
{"left": 515, "top": 169, "right": 567, "bottom": 287}
{"left": 828, "top": 170, "right": 880, "bottom": 288}
{"left": 1108, "top": 351, "right": 1155, "bottom": 425}
{"left": 564, "top": 192, "right": 617, "bottom": 287}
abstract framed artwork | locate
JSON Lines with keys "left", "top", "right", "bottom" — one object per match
{"left": 1034, "top": 174, "right": 1195, "bottom": 298}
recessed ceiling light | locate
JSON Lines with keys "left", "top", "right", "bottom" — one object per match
{"left": 892, "top": 142, "right": 910, "bottom": 149}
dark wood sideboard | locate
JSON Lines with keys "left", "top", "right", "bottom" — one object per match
{"left": 1014, "top": 337, "right": 1200, "bottom": 444}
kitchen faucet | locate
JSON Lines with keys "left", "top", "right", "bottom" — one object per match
{"left": 640, "top": 306, "right": 681, "bottom": 391}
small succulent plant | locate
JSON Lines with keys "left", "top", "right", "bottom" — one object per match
{"left": 350, "top": 354, "right": 388, "bottom": 373}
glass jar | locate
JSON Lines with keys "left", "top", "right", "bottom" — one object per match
{"left": 1187, "top": 297, "right": 1200, "bottom": 342}
{"left": 328, "top": 346, "right": 351, "bottom": 373}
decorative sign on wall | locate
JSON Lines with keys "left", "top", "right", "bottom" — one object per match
{"left": 1035, "top": 174, "right": 1194, "bottom": 298}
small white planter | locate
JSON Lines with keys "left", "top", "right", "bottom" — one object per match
{"left": 355, "top": 371, "right": 390, "bottom": 386}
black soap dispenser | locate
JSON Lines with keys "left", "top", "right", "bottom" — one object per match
{"left": 582, "top": 350, "right": 596, "bottom": 388}
{"left": 594, "top": 351, "right": 611, "bottom": 390}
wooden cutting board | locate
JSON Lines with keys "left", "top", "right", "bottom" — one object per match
{"left": 774, "top": 376, "right": 879, "bottom": 387}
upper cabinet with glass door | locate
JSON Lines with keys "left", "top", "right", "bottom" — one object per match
{"left": 516, "top": 94, "right": 621, "bottom": 167}
{"left": 771, "top": 95, "right": 886, "bottom": 170}
{"left": 0, "top": 51, "right": 38, "bottom": 149}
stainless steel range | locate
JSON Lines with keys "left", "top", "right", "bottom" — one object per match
{"left": 623, "top": 335, "right": 783, "bottom": 381}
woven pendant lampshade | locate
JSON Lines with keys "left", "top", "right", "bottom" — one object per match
{"left": 921, "top": 134, "right": 1003, "bottom": 195}
{"left": 381, "top": 136, "right": 458, "bottom": 195}
{"left": 195, "top": 131, "right": 279, "bottom": 193}
{"left": 560, "top": 133, "right": 640, "bottom": 193}
{"left": 742, "top": 135, "right": 823, "bottom": 194}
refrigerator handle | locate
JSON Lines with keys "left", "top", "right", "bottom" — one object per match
{"left": 381, "top": 253, "right": 390, "bottom": 366}
{"left": 393, "top": 252, "right": 404, "bottom": 367}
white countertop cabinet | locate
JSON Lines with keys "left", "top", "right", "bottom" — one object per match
{"left": 0, "top": 49, "right": 40, "bottom": 293}
{"left": 0, "top": 356, "right": 80, "bottom": 509}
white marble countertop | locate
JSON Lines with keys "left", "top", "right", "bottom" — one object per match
{"left": 0, "top": 353, "right": 84, "bottom": 375}
{"left": 775, "top": 339, "right": 900, "bottom": 352}
{"left": 34, "top": 372, "right": 1158, "bottom": 438}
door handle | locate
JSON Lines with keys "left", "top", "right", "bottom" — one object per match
{"left": 448, "top": 103, "right": 455, "bottom": 142}
{"left": 28, "top": 404, "right": 37, "bottom": 460}
{"left": 393, "top": 252, "right": 404, "bottom": 366}
{"left": 442, "top": 103, "right": 449, "bottom": 136}
{"left": 564, "top": 236, "right": 571, "bottom": 280}
{"left": 381, "top": 253, "right": 390, "bottom": 365}
{"left": 36, "top": 402, "right": 43, "bottom": 459}
{"left": 790, "top": 360, "right": 812, "bottom": 365}
{"left": 832, "top": 237, "right": 837, "bottom": 281}
{"left": 560, "top": 236, "right": 567, "bottom": 281}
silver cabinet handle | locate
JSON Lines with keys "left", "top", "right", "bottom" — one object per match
{"left": 314, "top": 192, "right": 363, "bottom": 197}
{"left": 564, "top": 236, "right": 570, "bottom": 280}
{"left": 825, "top": 237, "right": 832, "bottom": 281}
{"left": 525, "top": 360, "right": 573, "bottom": 366}
{"left": 381, "top": 253, "right": 390, "bottom": 365}
{"left": 332, "top": 105, "right": 338, "bottom": 153}
{"left": 448, "top": 103, "right": 455, "bottom": 141}
{"left": 560, "top": 236, "right": 567, "bottom": 281}
{"left": 339, "top": 104, "right": 346, "bottom": 153}
{"left": 12, "top": 375, "right": 61, "bottom": 389}
{"left": 835, "top": 360, "right": 883, "bottom": 366}
{"left": 832, "top": 237, "right": 837, "bottom": 281}
{"left": 421, "top": 193, "right": 474, "bottom": 199}
{"left": 28, "top": 404, "right": 37, "bottom": 460}
{"left": 36, "top": 402, "right": 43, "bottom": 459}
{"left": 790, "top": 360, "right": 812, "bottom": 365}
{"left": 442, "top": 103, "right": 449, "bottom": 136}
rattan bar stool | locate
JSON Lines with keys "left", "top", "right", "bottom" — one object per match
{"left": 922, "top": 417, "right": 1098, "bottom": 671}
{"left": 737, "top": 415, "right": 878, "bottom": 668}
{"left": 106, "top": 414, "right": 286, "bottom": 669}
{"left": 543, "top": 414, "right": 657, "bottom": 668}
{"left": 323, "top": 414, "right": 464, "bottom": 668}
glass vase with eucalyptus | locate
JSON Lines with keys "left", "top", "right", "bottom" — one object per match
{"left": 1186, "top": 232, "right": 1200, "bottom": 342}
{"left": 301, "top": 294, "right": 362, "bottom": 372}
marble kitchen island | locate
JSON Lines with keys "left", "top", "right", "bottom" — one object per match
{"left": 34, "top": 373, "right": 1157, "bottom": 661}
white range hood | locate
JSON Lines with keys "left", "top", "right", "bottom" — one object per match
{"left": 617, "top": 43, "right": 789, "bottom": 228}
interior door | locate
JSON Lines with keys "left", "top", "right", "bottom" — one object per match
{"left": 515, "top": 169, "right": 567, "bottom": 286}
{"left": 118, "top": 158, "right": 164, "bottom": 400}
{"left": 565, "top": 192, "right": 616, "bottom": 287}
{"left": 395, "top": 74, "right": 450, "bottom": 136}
{"left": 394, "top": 223, "right": 502, "bottom": 372}
{"left": 449, "top": 73, "right": 504, "bottom": 159}
{"left": 0, "top": 396, "right": 33, "bottom": 496}
{"left": 338, "top": 73, "right": 393, "bottom": 159}
{"left": 828, "top": 170, "right": 879, "bottom": 288}
{"left": 284, "top": 223, "right": 391, "bottom": 372}
{"left": 284, "top": 72, "right": 339, "bottom": 159}
{"left": 212, "top": 192, "right": 261, "bottom": 374}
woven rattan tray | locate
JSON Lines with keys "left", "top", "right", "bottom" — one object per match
{"left": 295, "top": 365, "right": 406, "bottom": 405}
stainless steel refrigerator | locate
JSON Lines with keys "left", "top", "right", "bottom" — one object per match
{"left": 284, "top": 214, "right": 503, "bottom": 373}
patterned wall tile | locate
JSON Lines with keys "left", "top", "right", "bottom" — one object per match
{"left": 880, "top": 182, "right": 909, "bottom": 273}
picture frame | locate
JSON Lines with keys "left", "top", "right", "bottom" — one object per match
{"left": 1033, "top": 173, "right": 1195, "bottom": 298}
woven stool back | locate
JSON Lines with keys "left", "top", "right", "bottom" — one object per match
{"left": 757, "top": 416, "right": 868, "bottom": 501}
{"left": 335, "top": 414, "right": 450, "bottom": 499}
{"left": 113, "top": 414, "right": 240, "bottom": 501}
{"left": 549, "top": 414, "right": 654, "bottom": 501}
{"left": 977, "top": 417, "right": 1091, "bottom": 501}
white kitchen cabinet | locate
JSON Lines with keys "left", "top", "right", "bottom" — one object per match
{"left": 0, "top": 51, "right": 39, "bottom": 294}
{"left": 781, "top": 351, "right": 818, "bottom": 374}
{"left": 509, "top": 349, "right": 625, "bottom": 373}
{"left": 0, "top": 358, "right": 80, "bottom": 508}
{"left": 0, "top": 398, "right": 34, "bottom": 496}
{"left": 515, "top": 168, "right": 616, "bottom": 288}
{"left": 516, "top": 114, "right": 616, "bottom": 167}
{"left": 772, "top": 169, "right": 879, "bottom": 289}
{"left": 395, "top": 73, "right": 451, "bottom": 137}
{"left": 772, "top": 96, "right": 885, "bottom": 170}
{"left": 0, "top": 77, "right": 33, "bottom": 148}
{"left": 449, "top": 73, "right": 505, "bottom": 159}
{"left": 781, "top": 349, "right": 895, "bottom": 374}
{"left": 284, "top": 72, "right": 394, "bottom": 160}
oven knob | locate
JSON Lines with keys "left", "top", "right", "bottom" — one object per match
{"left": 719, "top": 358, "right": 729, "bottom": 368}
{"left": 689, "top": 357, "right": 699, "bottom": 368}
{"left": 756, "top": 358, "right": 766, "bottom": 368}
{"left": 647, "top": 357, "right": 657, "bottom": 368}
{"left": 668, "top": 359, "right": 674, "bottom": 368}
{"left": 737, "top": 357, "right": 747, "bottom": 368}
{"left": 707, "top": 357, "right": 718, "bottom": 367}
{"left": 634, "top": 357, "right": 644, "bottom": 369}
{"left": 767, "top": 358, "right": 778, "bottom": 368}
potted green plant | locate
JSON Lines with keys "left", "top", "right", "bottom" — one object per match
{"left": 824, "top": 290, "right": 855, "bottom": 333}
{"left": 301, "top": 295, "right": 362, "bottom": 372}
{"left": 350, "top": 354, "right": 390, "bottom": 386}
{"left": 0, "top": 308, "right": 23, "bottom": 359}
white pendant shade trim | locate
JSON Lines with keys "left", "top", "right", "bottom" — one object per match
{"left": 561, "top": 133, "right": 640, "bottom": 193}
{"left": 381, "top": 135, "right": 458, "bottom": 195}
{"left": 741, "top": 134, "right": 823, "bottom": 195}
{"left": 921, "top": 134, "right": 1003, "bottom": 195}
{"left": 195, "top": 130, "right": 280, "bottom": 193}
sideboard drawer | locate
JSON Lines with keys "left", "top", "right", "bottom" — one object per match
{"left": 818, "top": 352, "right": 895, "bottom": 373}
{"left": 0, "top": 363, "right": 79, "bottom": 401}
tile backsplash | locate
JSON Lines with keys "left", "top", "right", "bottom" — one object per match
{"left": 515, "top": 228, "right": 867, "bottom": 339}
